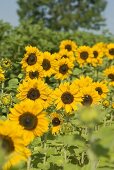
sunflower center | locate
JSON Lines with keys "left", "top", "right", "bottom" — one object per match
{"left": 109, "top": 48, "right": 114, "bottom": 55}
{"left": 61, "top": 92, "right": 74, "bottom": 104}
{"left": 52, "top": 117, "right": 61, "bottom": 126}
{"left": 0, "top": 135, "right": 15, "bottom": 154}
{"left": 29, "top": 71, "right": 39, "bottom": 79}
{"left": 65, "top": 45, "right": 72, "bottom": 51}
{"left": 27, "top": 88, "right": 40, "bottom": 100}
{"left": 93, "top": 51, "right": 98, "bottom": 58}
{"left": 80, "top": 51, "right": 88, "bottom": 60}
{"left": 59, "top": 64, "right": 69, "bottom": 74}
{"left": 26, "top": 53, "right": 37, "bottom": 65}
{"left": 19, "top": 112, "right": 38, "bottom": 130}
{"left": 82, "top": 95, "right": 93, "bottom": 106}
{"left": 108, "top": 74, "right": 114, "bottom": 81}
{"left": 42, "top": 59, "right": 51, "bottom": 71}
{"left": 62, "top": 55, "right": 68, "bottom": 58}
{"left": 95, "top": 87, "right": 103, "bottom": 95}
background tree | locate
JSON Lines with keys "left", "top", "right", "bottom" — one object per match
{"left": 17, "top": 0, "right": 107, "bottom": 31}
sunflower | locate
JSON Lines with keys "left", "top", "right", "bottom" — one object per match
{"left": 1, "top": 59, "right": 12, "bottom": 69}
{"left": 93, "top": 42, "right": 107, "bottom": 54}
{"left": 17, "top": 79, "right": 52, "bottom": 109}
{"left": 0, "top": 66, "right": 5, "bottom": 82}
{"left": 93, "top": 82, "right": 109, "bottom": 99}
{"left": 0, "top": 120, "right": 31, "bottom": 170}
{"left": 91, "top": 46, "right": 104, "bottom": 67}
{"left": 105, "top": 43, "right": 114, "bottom": 59}
{"left": 25, "top": 64, "right": 44, "bottom": 81}
{"left": 39, "top": 52, "right": 56, "bottom": 77}
{"left": 72, "top": 76, "right": 93, "bottom": 89}
{"left": 53, "top": 82, "right": 82, "bottom": 113}
{"left": 9, "top": 100, "right": 49, "bottom": 145}
{"left": 54, "top": 58, "right": 74, "bottom": 80}
{"left": 58, "top": 49, "right": 75, "bottom": 61}
{"left": 59, "top": 40, "right": 77, "bottom": 52}
{"left": 104, "top": 66, "right": 114, "bottom": 86}
{"left": 50, "top": 113, "right": 63, "bottom": 135}
{"left": 21, "top": 45, "right": 42, "bottom": 70}
{"left": 81, "top": 86, "right": 100, "bottom": 107}
{"left": 76, "top": 46, "right": 93, "bottom": 67}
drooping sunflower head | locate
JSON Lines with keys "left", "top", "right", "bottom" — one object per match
{"left": 21, "top": 45, "right": 42, "bottom": 70}
{"left": 25, "top": 64, "right": 44, "bottom": 81}
{"left": 93, "top": 82, "right": 109, "bottom": 99}
{"left": 105, "top": 43, "right": 114, "bottom": 59}
{"left": 104, "top": 66, "right": 114, "bottom": 86}
{"left": 76, "top": 46, "right": 93, "bottom": 66}
{"left": 39, "top": 51, "right": 56, "bottom": 77}
{"left": 9, "top": 100, "right": 49, "bottom": 145}
{"left": 81, "top": 86, "right": 101, "bottom": 107}
{"left": 17, "top": 79, "right": 52, "bottom": 108}
{"left": 91, "top": 46, "right": 104, "bottom": 67}
{"left": 50, "top": 113, "right": 63, "bottom": 135}
{"left": 59, "top": 40, "right": 77, "bottom": 52}
{"left": 53, "top": 82, "right": 82, "bottom": 113}
{"left": 0, "top": 120, "right": 31, "bottom": 170}
{"left": 0, "top": 66, "right": 5, "bottom": 82}
{"left": 58, "top": 49, "right": 75, "bottom": 61}
{"left": 54, "top": 58, "right": 74, "bottom": 80}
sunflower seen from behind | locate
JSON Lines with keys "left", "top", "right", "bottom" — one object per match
{"left": 39, "top": 51, "right": 56, "bottom": 77}
{"left": 104, "top": 66, "right": 114, "bottom": 86}
{"left": 50, "top": 113, "right": 63, "bottom": 135}
{"left": 0, "top": 120, "right": 31, "bottom": 170}
{"left": 21, "top": 45, "right": 42, "bottom": 71}
{"left": 76, "top": 46, "right": 93, "bottom": 67}
{"left": 17, "top": 79, "right": 52, "bottom": 109}
{"left": 9, "top": 100, "right": 49, "bottom": 145}
{"left": 53, "top": 82, "right": 82, "bottom": 113}
{"left": 93, "top": 81, "right": 109, "bottom": 99}
{"left": 54, "top": 58, "right": 74, "bottom": 80}
{"left": 59, "top": 40, "right": 77, "bottom": 52}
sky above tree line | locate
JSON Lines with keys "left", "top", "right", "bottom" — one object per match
{"left": 0, "top": 0, "right": 114, "bottom": 34}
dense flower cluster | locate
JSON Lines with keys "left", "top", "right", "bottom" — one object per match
{"left": 1, "top": 40, "right": 114, "bottom": 169}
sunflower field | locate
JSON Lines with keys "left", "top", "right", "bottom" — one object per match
{"left": 1, "top": 21, "right": 114, "bottom": 170}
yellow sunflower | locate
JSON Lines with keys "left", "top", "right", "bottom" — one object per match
{"left": 93, "top": 82, "right": 109, "bottom": 99}
{"left": 21, "top": 45, "right": 42, "bottom": 70}
{"left": 72, "top": 76, "right": 93, "bottom": 89}
{"left": 25, "top": 64, "right": 44, "bottom": 81}
{"left": 0, "top": 120, "right": 31, "bottom": 170}
{"left": 17, "top": 79, "right": 52, "bottom": 109}
{"left": 9, "top": 100, "right": 49, "bottom": 145}
{"left": 104, "top": 66, "right": 114, "bottom": 86}
{"left": 39, "top": 51, "right": 56, "bottom": 77}
{"left": 93, "top": 42, "right": 107, "bottom": 54}
{"left": 53, "top": 82, "right": 82, "bottom": 113}
{"left": 76, "top": 46, "right": 93, "bottom": 67}
{"left": 58, "top": 49, "right": 75, "bottom": 61}
{"left": 91, "top": 46, "right": 104, "bottom": 67}
{"left": 59, "top": 40, "right": 77, "bottom": 52}
{"left": 0, "top": 66, "right": 5, "bottom": 82}
{"left": 54, "top": 58, "right": 74, "bottom": 80}
{"left": 105, "top": 43, "right": 114, "bottom": 59}
{"left": 50, "top": 113, "right": 63, "bottom": 135}
{"left": 81, "top": 86, "right": 100, "bottom": 106}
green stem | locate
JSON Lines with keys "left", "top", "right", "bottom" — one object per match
{"left": 27, "top": 156, "right": 31, "bottom": 170}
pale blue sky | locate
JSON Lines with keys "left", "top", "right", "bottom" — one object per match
{"left": 0, "top": 0, "right": 114, "bottom": 34}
